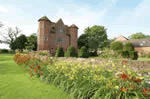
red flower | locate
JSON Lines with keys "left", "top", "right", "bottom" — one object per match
{"left": 36, "top": 65, "right": 40, "bottom": 69}
{"left": 120, "top": 73, "right": 128, "bottom": 81}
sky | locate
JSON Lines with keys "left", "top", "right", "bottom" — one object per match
{"left": 0, "top": 0, "right": 150, "bottom": 49}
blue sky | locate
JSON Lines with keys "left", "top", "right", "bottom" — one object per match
{"left": 0, "top": 0, "right": 150, "bottom": 49}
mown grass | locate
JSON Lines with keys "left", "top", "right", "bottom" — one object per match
{"left": 0, "top": 54, "right": 70, "bottom": 99}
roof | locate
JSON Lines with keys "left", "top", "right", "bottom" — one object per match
{"left": 69, "top": 24, "right": 78, "bottom": 29}
{"left": 115, "top": 35, "right": 128, "bottom": 41}
{"left": 38, "top": 16, "right": 51, "bottom": 22}
{"left": 122, "top": 39, "right": 150, "bottom": 47}
{"left": 56, "top": 18, "right": 64, "bottom": 25}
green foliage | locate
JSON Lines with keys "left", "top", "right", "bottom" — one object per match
{"left": 38, "top": 50, "right": 50, "bottom": 56}
{"left": 78, "top": 46, "right": 89, "bottom": 58}
{"left": 111, "top": 41, "right": 123, "bottom": 51}
{"left": 129, "top": 51, "right": 138, "bottom": 60}
{"left": 84, "top": 25, "right": 108, "bottom": 51}
{"left": 123, "top": 43, "right": 134, "bottom": 52}
{"left": 0, "top": 49, "right": 8, "bottom": 53}
{"left": 121, "top": 51, "right": 129, "bottom": 58}
{"left": 64, "top": 46, "right": 77, "bottom": 57}
{"left": 89, "top": 51, "right": 98, "bottom": 56}
{"left": 55, "top": 47, "right": 64, "bottom": 57}
{"left": 10, "top": 34, "right": 27, "bottom": 51}
{"left": 25, "top": 33, "right": 37, "bottom": 51}
{"left": 129, "top": 32, "right": 145, "bottom": 39}
{"left": 77, "top": 33, "right": 89, "bottom": 49}
{"left": 98, "top": 48, "right": 122, "bottom": 58}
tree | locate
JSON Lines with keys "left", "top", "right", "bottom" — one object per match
{"left": 129, "top": 32, "right": 145, "bottom": 39}
{"left": 0, "top": 26, "right": 21, "bottom": 44}
{"left": 123, "top": 42, "right": 134, "bottom": 52}
{"left": 0, "top": 22, "right": 3, "bottom": 27}
{"left": 84, "top": 25, "right": 108, "bottom": 53}
{"left": 77, "top": 33, "right": 89, "bottom": 49}
{"left": 25, "top": 33, "right": 37, "bottom": 51}
{"left": 55, "top": 47, "right": 64, "bottom": 57}
{"left": 10, "top": 34, "right": 27, "bottom": 51}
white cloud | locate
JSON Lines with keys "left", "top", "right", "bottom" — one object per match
{"left": 0, "top": 6, "right": 8, "bottom": 13}
{"left": 53, "top": 0, "right": 118, "bottom": 37}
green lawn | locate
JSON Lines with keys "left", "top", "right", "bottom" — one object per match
{"left": 138, "top": 57, "right": 150, "bottom": 61}
{"left": 0, "top": 54, "right": 70, "bottom": 99}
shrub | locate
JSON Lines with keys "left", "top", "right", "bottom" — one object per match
{"left": 111, "top": 41, "right": 123, "bottom": 51}
{"left": 78, "top": 46, "right": 89, "bottom": 58}
{"left": 1, "top": 49, "right": 8, "bottom": 53}
{"left": 23, "top": 49, "right": 29, "bottom": 54}
{"left": 89, "top": 51, "right": 98, "bottom": 57}
{"left": 129, "top": 51, "right": 138, "bottom": 60}
{"left": 8, "top": 50, "right": 15, "bottom": 54}
{"left": 55, "top": 47, "right": 64, "bottom": 57}
{"left": 123, "top": 42, "right": 134, "bottom": 52}
{"left": 121, "top": 51, "right": 129, "bottom": 58}
{"left": 99, "top": 48, "right": 122, "bottom": 58}
{"left": 64, "top": 46, "right": 77, "bottom": 57}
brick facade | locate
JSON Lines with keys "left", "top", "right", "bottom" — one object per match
{"left": 37, "top": 16, "right": 78, "bottom": 56}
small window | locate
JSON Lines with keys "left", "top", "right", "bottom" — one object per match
{"left": 57, "top": 37, "right": 64, "bottom": 42}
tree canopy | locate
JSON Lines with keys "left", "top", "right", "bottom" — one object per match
{"left": 77, "top": 33, "right": 89, "bottom": 49}
{"left": 25, "top": 33, "right": 37, "bottom": 51}
{"left": 10, "top": 34, "right": 27, "bottom": 51}
{"left": 128, "top": 32, "right": 145, "bottom": 39}
{"left": 84, "top": 25, "right": 108, "bottom": 51}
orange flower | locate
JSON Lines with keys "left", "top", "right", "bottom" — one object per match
{"left": 120, "top": 87, "right": 128, "bottom": 92}
{"left": 36, "top": 65, "right": 40, "bottom": 69}
{"left": 34, "top": 68, "right": 38, "bottom": 72}
{"left": 142, "top": 88, "right": 148, "bottom": 94}
{"left": 135, "top": 78, "right": 142, "bottom": 83}
{"left": 122, "top": 60, "right": 127, "bottom": 65}
{"left": 120, "top": 73, "right": 128, "bottom": 81}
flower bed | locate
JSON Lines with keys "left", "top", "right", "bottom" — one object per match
{"left": 13, "top": 53, "right": 150, "bottom": 99}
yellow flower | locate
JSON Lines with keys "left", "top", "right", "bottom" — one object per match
{"left": 114, "top": 86, "right": 119, "bottom": 89}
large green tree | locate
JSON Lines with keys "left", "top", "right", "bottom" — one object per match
{"left": 84, "top": 25, "right": 108, "bottom": 52}
{"left": 129, "top": 32, "right": 145, "bottom": 39}
{"left": 77, "top": 33, "right": 89, "bottom": 49}
{"left": 10, "top": 34, "right": 27, "bottom": 51}
{"left": 25, "top": 33, "right": 37, "bottom": 51}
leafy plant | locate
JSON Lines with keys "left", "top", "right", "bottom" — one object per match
{"left": 123, "top": 42, "right": 134, "bottom": 52}
{"left": 64, "top": 46, "right": 77, "bottom": 57}
{"left": 78, "top": 46, "right": 89, "bottom": 58}
{"left": 55, "top": 47, "right": 64, "bottom": 57}
{"left": 111, "top": 41, "right": 123, "bottom": 51}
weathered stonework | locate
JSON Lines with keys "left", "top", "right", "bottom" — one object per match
{"left": 37, "top": 16, "right": 78, "bottom": 56}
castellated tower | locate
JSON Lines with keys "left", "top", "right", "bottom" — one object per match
{"left": 69, "top": 24, "right": 78, "bottom": 52}
{"left": 37, "top": 16, "right": 51, "bottom": 51}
